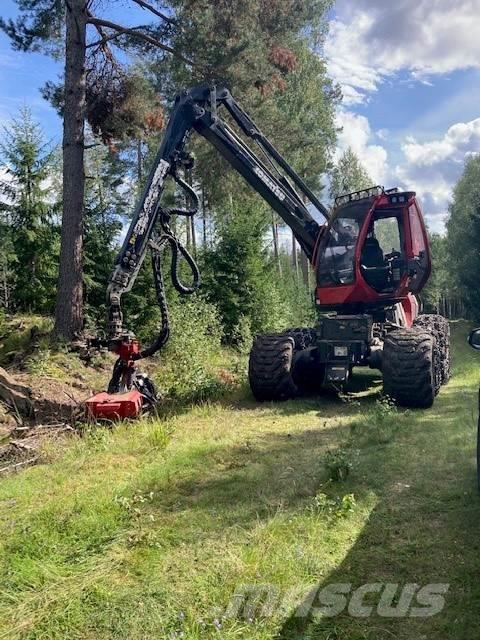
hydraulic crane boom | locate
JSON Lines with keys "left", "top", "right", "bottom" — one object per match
{"left": 107, "top": 84, "right": 328, "bottom": 341}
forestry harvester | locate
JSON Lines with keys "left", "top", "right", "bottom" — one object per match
{"left": 85, "top": 85, "right": 450, "bottom": 419}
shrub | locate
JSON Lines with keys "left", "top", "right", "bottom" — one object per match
{"left": 324, "top": 447, "right": 356, "bottom": 482}
{"left": 154, "top": 294, "right": 225, "bottom": 401}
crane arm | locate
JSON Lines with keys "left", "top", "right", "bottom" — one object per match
{"left": 106, "top": 84, "right": 329, "bottom": 347}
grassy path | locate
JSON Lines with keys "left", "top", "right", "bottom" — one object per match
{"left": 0, "top": 322, "right": 479, "bottom": 639}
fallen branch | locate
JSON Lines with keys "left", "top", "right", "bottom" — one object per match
{"left": 0, "top": 456, "right": 38, "bottom": 476}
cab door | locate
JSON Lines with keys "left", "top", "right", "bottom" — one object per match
{"left": 406, "top": 201, "right": 431, "bottom": 293}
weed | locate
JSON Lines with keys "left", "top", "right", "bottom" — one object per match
{"left": 25, "top": 348, "right": 65, "bottom": 379}
{"left": 147, "top": 421, "right": 173, "bottom": 450}
{"left": 309, "top": 492, "right": 357, "bottom": 518}
{"left": 324, "top": 447, "right": 356, "bottom": 482}
{"left": 351, "top": 396, "right": 402, "bottom": 445}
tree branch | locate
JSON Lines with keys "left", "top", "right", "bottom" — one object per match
{"left": 87, "top": 16, "right": 192, "bottom": 64}
{"left": 86, "top": 24, "right": 146, "bottom": 49}
{"left": 86, "top": 9, "right": 116, "bottom": 62}
{"left": 130, "top": 0, "right": 177, "bottom": 26}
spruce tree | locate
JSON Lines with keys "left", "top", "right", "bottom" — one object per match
{"left": 0, "top": 107, "right": 60, "bottom": 313}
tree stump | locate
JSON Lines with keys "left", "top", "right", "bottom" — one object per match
{"left": 0, "top": 367, "right": 35, "bottom": 418}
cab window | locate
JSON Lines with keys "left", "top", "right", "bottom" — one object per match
{"left": 318, "top": 217, "right": 360, "bottom": 286}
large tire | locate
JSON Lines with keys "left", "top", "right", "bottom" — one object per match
{"left": 414, "top": 314, "right": 450, "bottom": 385}
{"left": 383, "top": 328, "right": 436, "bottom": 408}
{"left": 249, "top": 334, "right": 298, "bottom": 401}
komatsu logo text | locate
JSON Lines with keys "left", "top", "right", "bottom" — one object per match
{"left": 253, "top": 167, "right": 286, "bottom": 201}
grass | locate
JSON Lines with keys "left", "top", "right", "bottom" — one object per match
{"left": 0, "top": 315, "right": 53, "bottom": 368}
{"left": 0, "top": 322, "right": 480, "bottom": 639}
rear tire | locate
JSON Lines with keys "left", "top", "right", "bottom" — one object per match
{"left": 383, "top": 328, "right": 436, "bottom": 408}
{"left": 249, "top": 334, "right": 298, "bottom": 401}
{"left": 414, "top": 314, "right": 450, "bottom": 385}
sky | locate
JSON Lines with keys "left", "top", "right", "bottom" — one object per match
{"left": 1, "top": 0, "right": 480, "bottom": 233}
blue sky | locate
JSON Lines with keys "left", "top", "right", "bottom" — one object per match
{"left": 1, "top": 0, "right": 480, "bottom": 232}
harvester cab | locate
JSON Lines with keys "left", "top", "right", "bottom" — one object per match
{"left": 315, "top": 187, "right": 431, "bottom": 316}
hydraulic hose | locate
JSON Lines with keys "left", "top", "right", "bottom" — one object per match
{"left": 136, "top": 167, "right": 201, "bottom": 360}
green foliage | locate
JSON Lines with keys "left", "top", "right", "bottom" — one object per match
{"left": 0, "top": 218, "right": 15, "bottom": 310}
{"left": 309, "top": 491, "right": 357, "bottom": 518}
{"left": 421, "top": 232, "right": 458, "bottom": 315}
{"left": 0, "top": 0, "right": 64, "bottom": 54}
{"left": 83, "top": 144, "right": 127, "bottom": 325}
{"left": 324, "top": 447, "right": 355, "bottom": 482}
{"left": 201, "top": 200, "right": 313, "bottom": 340}
{"left": 0, "top": 107, "right": 60, "bottom": 314}
{"left": 330, "top": 147, "right": 374, "bottom": 202}
{"left": 446, "top": 154, "right": 480, "bottom": 320}
{"left": 154, "top": 294, "right": 225, "bottom": 401}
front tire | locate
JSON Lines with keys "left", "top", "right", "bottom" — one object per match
{"left": 383, "top": 328, "right": 436, "bottom": 408}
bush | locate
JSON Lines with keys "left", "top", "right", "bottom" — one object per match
{"left": 154, "top": 294, "right": 225, "bottom": 401}
{"left": 324, "top": 447, "right": 356, "bottom": 482}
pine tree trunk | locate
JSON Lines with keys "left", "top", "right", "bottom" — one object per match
{"left": 292, "top": 231, "right": 299, "bottom": 280}
{"left": 299, "top": 195, "right": 311, "bottom": 286}
{"left": 2, "top": 263, "right": 9, "bottom": 311}
{"left": 54, "top": 0, "right": 87, "bottom": 339}
{"left": 271, "top": 214, "right": 282, "bottom": 275}
{"left": 137, "top": 139, "right": 143, "bottom": 185}
{"left": 190, "top": 217, "right": 197, "bottom": 258}
{"left": 300, "top": 250, "right": 310, "bottom": 288}
{"left": 186, "top": 217, "right": 191, "bottom": 249}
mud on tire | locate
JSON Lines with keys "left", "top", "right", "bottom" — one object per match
{"left": 248, "top": 334, "right": 298, "bottom": 401}
{"left": 414, "top": 314, "right": 450, "bottom": 385}
{"left": 281, "top": 327, "right": 317, "bottom": 350}
{"left": 383, "top": 328, "right": 436, "bottom": 408}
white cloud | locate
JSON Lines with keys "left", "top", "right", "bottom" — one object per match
{"left": 326, "top": 0, "right": 480, "bottom": 104}
{"left": 335, "top": 109, "right": 389, "bottom": 184}
{"left": 401, "top": 119, "right": 480, "bottom": 167}
{"left": 393, "top": 117, "right": 480, "bottom": 230}
{"left": 334, "top": 113, "right": 480, "bottom": 232}
{"left": 325, "top": 1, "right": 480, "bottom": 232}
